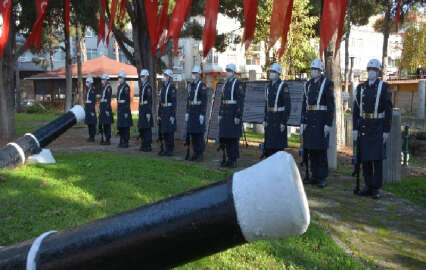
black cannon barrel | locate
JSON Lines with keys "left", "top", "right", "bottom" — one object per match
{"left": 0, "top": 152, "right": 309, "bottom": 270}
{"left": 0, "top": 105, "right": 85, "bottom": 170}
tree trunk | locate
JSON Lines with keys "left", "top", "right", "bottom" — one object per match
{"left": 324, "top": 32, "right": 344, "bottom": 169}
{"left": 0, "top": 21, "right": 16, "bottom": 140}
{"left": 382, "top": 0, "right": 392, "bottom": 81}
{"left": 76, "top": 24, "right": 84, "bottom": 106}
{"left": 15, "top": 59, "right": 23, "bottom": 113}
{"left": 64, "top": 19, "right": 73, "bottom": 111}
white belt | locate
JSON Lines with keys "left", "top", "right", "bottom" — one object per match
{"left": 361, "top": 112, "right": 385, "bottom": 119}
{"left": 140, "top": 101, "right": 148, "bottom": 105}
{"left": 162, "top": 102, "right": 173, "bottom": 107}
{"left": 100, "top": 99, "right": 108, "bottom": 103}
{"left": 307, "top": 105, "right": 327, "bottom": 111}
{"left": 267, "top": 106, "right": 285, "bottom": 112}
{"left": 222, "top": 100, "right": 237, "bottom": 105}
{"left": 190, "top": 101, "right": 202, "bottom": 105}
{"left": 85, "top": 101, "right": 92, "bottom": 104}
{"left": 118, "top": 100, "right": 126, "bottom": 104}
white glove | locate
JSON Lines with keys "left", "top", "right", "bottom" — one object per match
{"left": 218, "top": 115, "right": 222, "bottom": 121}
{"left": 263, "top": 121, "right": 267, "bottom": 128}
{"left": 324, "top": 125, "right": 331, "bottom": 137}
{"left": 170, "top": 116, "right": 175, "bottom": 125}
{"left": 106, "top": 111, "right": 110, "bottom": 116}
{"left": 91, "top": 112, "right": 95, "bottom": 117}
{"left": 199, "top": 115, "right": 204, "bottom": 125}
{"left": 353, "top": 130, "right": 358, "bottom": 140}
{"left": 300, "top": 124, "right": 305, "bottom": 135}
{"left": 146, "top": 114, "right": 151, "bottom": 121}
{"left": 157, "top": 116, "right": 161, "bottom": 122}
{"left": 124, "top": 113, "right": 128, "bottom": 119}
{"left": 185, "top": 113, "right": 189, "bottom": 122}
{"left": 280, "top": 124, "right": 285, "bottom": 133}
{"left": 383, "top": 132, "right": 389, "bottom": 143}
{"left": 234, "top": 117, "right": 241, "bottom": 125}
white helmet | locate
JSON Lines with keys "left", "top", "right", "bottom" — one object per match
{"left": 118, "top": 71, "right": 126, "bottom": 78}
{"left": 192, "top": 66, "right": 202, "bottom": 74}
{"left": 86, "top": 76, "right": 94, "bottom": 84}
{"left": 163, "top": 69, "right": 173, "bottom": 77}
{"left": 367, "top": 59, "right": 382, "bottom": 70}
{"left": 140, "top": 69, "right": 149, "bottom": 76}
{"left": 310, "top": 59, "right": 324, "bottom": 71}
{"left": 225, "top": 63, "right": 237, "bottom": 73}
{"left": 101, "top": 73, "right": 109, "bottom": 80}
{"left": 269, "top": 63, "right": 282, "bottom": 74}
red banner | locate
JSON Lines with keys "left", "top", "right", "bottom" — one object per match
{"left": 278, "top": 0, "right": 294, "bottom": 58}
{"left": 334, "top": 0, "right": 347, "bottom": 57}
{"left": 65, "top": 0, "right": 70, "bottom": 33}
{"left": 119, "top": 0, "right": 127, "bottom": 20}
{"left": 157, "top": 0, "right": 169, "bottom": 55}
{"left": 202, "top": 0, "right": 219, "bottom": 57}
{"left": 242, "top": 0, "right": 259, "bottom": 50}
{"left": 144, "top": 0, "right": 159, "bottom": 55}
{"left": 98, "top": 0, "right": 107, "bottom": 46}
{"left": 0, "top": 0, "right": 12, "bottom": 57}
{"left": 269, "top": 0, "right": 291, "bottom": 48}
{"left": 107, "top": 0, "right": 119, "bottom": 44}
{"left": 395, "top": 0, "right": 402, "bottom": 32}
{"left": 167, "top": 0, "right": 192, "bottom": 55}
{"left": 25, "top": 0, "right": 49, "bottom": 52}
{"left": 319, "top": 0, "right": 347, "bottom": 57}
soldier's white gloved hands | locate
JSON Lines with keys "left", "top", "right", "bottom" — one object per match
{"left": 124, "top": 113, "right": 128, "bottom": 119}
{"left": 353, "top": 130, "right": 358, "bottom": 140}
{"left": 300, "top": 124, "right": 305, "bottom": 135}
{"left": 199, "top": 115, "right": 204, "bottom": 125}
{"left": 185, "top": 113, "right": 189, "bottom": 122}
{"left": 106, "top": 111, "right": 110, "bottom": 116}
{"left": 146, "top": 114, "right": 151, "bottom": 121}
{"left": 280, "top": 124, "right": 285, "bottom": 133}
{"left": 263, "top": 121, "right": 267, "bottom": 128}
{"left": 170, "top": 116, "right": 175, "bottom": 125}
{"left": 324, "top": 125, "right": 331, "bottom": 137}
{"left": 157, "top": 116, "right": 161, "bottom": 122}
{"left": 91, "top": 112, "right": 95, "bottom": 117}
{"left": 234, "top": 117, "right": 241, "bottom": 125}
{"left": 218, "top": 115, "right": 222, "bottom": 121}
{"left": 383, "top": 132, "right": 389, "bottom": 143}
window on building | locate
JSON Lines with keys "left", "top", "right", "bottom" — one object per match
{"left": 206, "top": 51, "right": 218, "bottom": 64}
{"left": 87, "top": 48, "right": 98, "bottom": 60}
{"left": 246, "top": 53, "right": 260, "bottom": 65}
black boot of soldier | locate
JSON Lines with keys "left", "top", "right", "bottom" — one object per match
{"left": 220, "top": 159, "right": 228, "bottom": 167}
{"left": 317, "top": 179, "right": 327, "bottom": 189}
{"left": 358, "top": 186, "right": 372, "bottom": 197}
{"left": 227, "top": 160, "right": 237, "bottom": 168}
{"left": 195, "top": 153, "right": 203, "bottom": 162}
{"left": 371, "top": 189, "right": 381, "bottom": 199}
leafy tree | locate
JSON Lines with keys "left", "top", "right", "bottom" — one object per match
{"left": 398, "top": 22, "right": 426, "bottom": 73}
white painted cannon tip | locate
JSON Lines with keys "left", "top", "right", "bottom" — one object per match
{"left": 232, "top": 151, "right": 310, "bottom": 242}
{"left": 27, "top": 149, "right": 56, "bottom": 165}
{"left": 69, "top": 105, "right": 85, "bottom": 122}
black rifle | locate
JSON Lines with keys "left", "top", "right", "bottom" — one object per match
{"left": 352, "top": 137, "right": 361, "bottom": 194}
{"left": 299, "top": 135, "right": 310, "bottom": 183}
{"left": 242, "top": 124, "right": 249, "bottom": 148}
{"left": 184, "top": 130, "right": 191, "bottom": 160}
{"left": 259, "top": 143, "right": 266, "bottom": 160}
{"left": 157, "top": 121, "right": 164, "bottom": 154}
{"left": 98, "top": 121, "right": 104, "bottom": 143}
{"left": 217, "top": 138, "right": 227, "bottom": 165}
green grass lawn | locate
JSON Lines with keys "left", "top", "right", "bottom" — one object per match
{"left": 15, "top": 112, "right": 60, "bottom": 136}
{"left": 383, "top": 177, "right": 426, "bottom": 208}
{"left": 245, "top": 127, "right": 301, "bottom": 148}
{"left": 0, "top": 152, "right": 364, "bottom": 269}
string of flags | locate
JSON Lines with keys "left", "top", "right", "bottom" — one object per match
{"left": 0, "top": 0, "right": 404, "bottom": 60}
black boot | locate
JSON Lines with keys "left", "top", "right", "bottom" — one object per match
{"left": 227, "top": 160, "right": 237, "bottom": 168}
{"left": 317, "top": 179, "right": 327, "bottom": 189}
{"left": 371, "top": 189, "right": 381, "bottom": 199}
{"left": 195, "top": 153, "right": 203, "bottom": 162}
{"left": 220, "top": 159, "right": 228, "bottom": 167}
{"left": 87, "top": 137, "right": 95, "bottom": 143}
{"left": 358, "top": 186, "right": 372, "bottom": 197}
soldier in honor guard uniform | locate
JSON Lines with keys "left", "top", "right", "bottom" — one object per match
{"left": 99, "top": 74, "right": 114, "bottom": 145}
{"left": 116, "top": 71, "right": 133, "bottom": 148}
{"left": 185, "top": 66, "right": 208, "bottom": 162}
{"left": 263, "top": 63, "right": 291, "bottom": 157}
{"left": 158, "top": 69, "right": 177, "bottom": 156}
{"left": 300, "top": 59, "right": 335, "bottom": 188}
{"left": 84, "top": 76, "right": 97, "bottom": 142}
{"left": 218, "top": 64, "right": 245, "bottom": 168}
{"left": 353, "top": 59, "right": 392, "bottom": 199}
{"left": 137, "top": 69, "right": 153, "bottom": 152}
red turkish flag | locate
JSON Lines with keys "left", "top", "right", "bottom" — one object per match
{"left": 65, "top": 0, "right": 70, "bottom": 33}
{"left": 395, "top": 0, "right": 402, "bottom": 32}
{"left": 269, "top": 0, "right": 291, "bottom": 48}
{"left": 98, "top": 0, "right": 107, "bottom": 46}
{"left": 0, "top": 0, "right": 12, "bottom": 58}
{"left": 319, "top": 0, "right": 348, "bottom": 58}
{"left": 167, "top": 0, "right": 192, "bottom": 55}
{"left": 202, "top": 0, "right": 219, "bottom": 57}
{"left": 144, "top": 0, "right": 159, "bottom": 55}
{"left": 242, "top": 0, "right": 259, "bottom": 50}
{"left": 107, "top": 0, "right": 119, "bottom": 44}
{"left": 25, "top": 0, "right": 49, "bottom": 52}
{"left": 157, "top": 0, "right": 169, "bottom": 55}
{"left": 334, "top": 0, "right": 347, "bottom": 57}
{"left": 119, "top": 0, "right": 127, "bottom": 20}
{"left": 277, "top": 0, "right": 294, "bottom": 58}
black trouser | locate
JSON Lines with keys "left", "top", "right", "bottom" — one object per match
{"left": 101, "top": 124, "right": 111, "bottom": 141}
{"left": 362, "top": 160, "right": 383, "bottom": 190}
{"left": 222, "top": 138, "right": 239, "bottom": 162}
{"left": 264, "top": 148, "right": 282, "bottom": 158}
{"left": 118, "top": 127, "right": 130, "bottom": 144}
{"left": 191, "top": 133, "right": 205, "bottom": 154}
{"left": 88, "top": 124, "right": 96, "bottom": 139}
{"left": 163, "top": 133, "right": 175, "bottom": 153}
{"left": 309, "top": 149, "right": 328, "bottom": 180}
{"left": 139, "top": 128, "right": 152, "bottom": 147}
